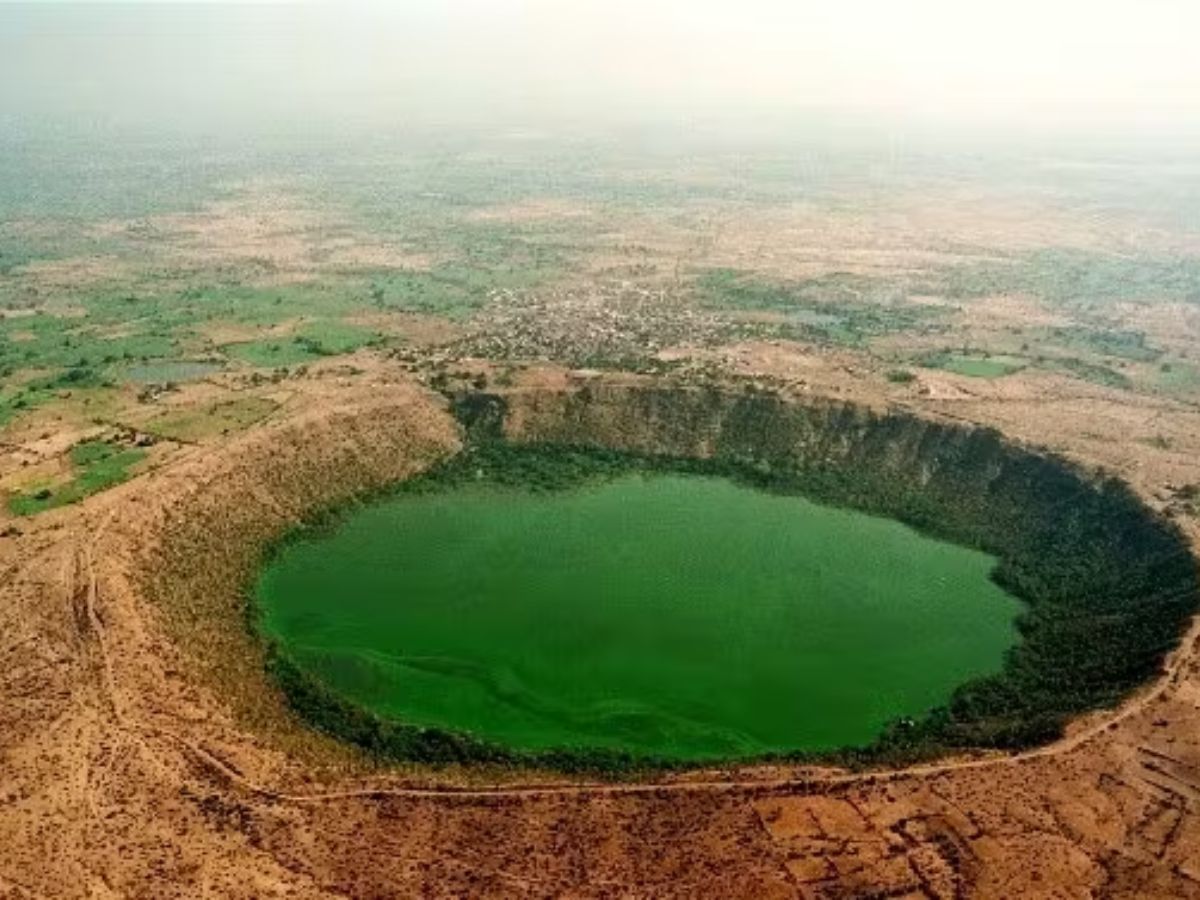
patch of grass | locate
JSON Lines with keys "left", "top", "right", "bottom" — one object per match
{"left": 366, "top": 268, "right": 494, "bottom": 319}
{"left": 7, "top": 438, "right": 146, "bottom": 515}
{"left": 115, "top": 359, "right": 223, "bottom": 385}
{"left": 293, "top": 320, "right": 381, "bottom": 355}
{"left": 927, "top": 250, "right": 1200, "bottom": 307}
{"left": 222, "top": 320, "right": 380, "bottom": 368}
{"left": 1043, "top": 357, "right": 1133, "bottom": 390}
{"left": 0, "top": 244, "right": 43, "bottom": 276}
{"left": 223, "top": 338, "right": 326, "bottom": 368}
{"left": 918, "top": 352, "right": 1025, "bottom": 378}
{"left": 1151, "top": 360, "right": 1200, "bottom": 395}
{"left": 354, "top": 222, "right": 570, "bottom": 321}
{"left": 696, "top": 268, "right": 940, "bottom": 346}
{"left": 0, "top": 365, "right": 114, "bottom": 426}
{"left": 696, "top": 268, "right": 798, "bottom": 311}
{"left": 78, "top": 282, "right": 376, "bottom": 345}
{"left": 0, "top": 310, "right": 180, "bottom": 373}
{"left": 146, "top": 396, "right": 278, "bottom": 442}
{"left": 174, "top": 283, "right": 368, "bottom": 328}
{"left": 1043, "top": 326, "right": 1161, "bottom": 362}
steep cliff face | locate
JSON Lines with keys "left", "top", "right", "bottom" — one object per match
{"left": 494, "top": 382, "right": 1003, "bottom": 475}
{"left": 457, "top": 382, "right": 1200, "bottom": 754}
{"left": 465, "top": 383, "right": 1103, "bottom": 550}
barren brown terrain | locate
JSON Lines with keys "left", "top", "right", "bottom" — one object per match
{"left": 2, "top": 132, "right": 1200, "bottom": 898}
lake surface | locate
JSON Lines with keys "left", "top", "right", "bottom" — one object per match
{"left": 255, "top": 475, "right": 1021, "bottom": 760}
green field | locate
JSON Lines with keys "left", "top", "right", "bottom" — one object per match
{"left": 118, "top": 360, "right": 223, "bottom": 384}
{"left": 696, "top": 268, "right": 942, "bottom": 347}
{"left": 8, "top": 438, "right": 146, "bottom": 515}
{"left": 146, "top": 396, "right": 278, "bottom": 442}
{"left": 256, "top": 474, "right": 1020, "bottom": 761}
{"left": 919, "top": 352, "right": 1025, "bottom": 378}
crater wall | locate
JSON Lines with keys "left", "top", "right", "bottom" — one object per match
{"left": 138, "top": 377, "right": 1199, "bottom": 767}
{"left": 456, "top": 381, "right": 1199, "bottom": 755}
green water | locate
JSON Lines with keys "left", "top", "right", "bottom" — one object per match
{"left": 256, "top": 475, "right": 1022, "bottom": 761}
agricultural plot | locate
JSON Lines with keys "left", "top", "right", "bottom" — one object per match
{"left": 7, "top": 437, "right": 146, "bottom": 515}
{"left": 696, "top": 268, "right": 944, "bottom": 347}
{"left": 925, "top": 249, "right": 1200, "bottom": 308}
{"left": 145, "top": 396, "right": 279, "bottom": 442}
{"left": 917, "top": 352, "right": 1027, "bottom": 379}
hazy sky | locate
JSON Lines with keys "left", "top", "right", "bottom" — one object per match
{"left": 3, "top": 1, "right": 1199, "bottom": 137}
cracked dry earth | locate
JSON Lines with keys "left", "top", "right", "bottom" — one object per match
{"left": 1, "top": 373, "right": 1200, "bottom": 899}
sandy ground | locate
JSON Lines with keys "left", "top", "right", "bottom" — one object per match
{"left": 0, "top": 360, "right": 1197, "bottom": 899}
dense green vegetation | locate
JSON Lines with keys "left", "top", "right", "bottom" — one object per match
{"left": 916, "top": 351, "right": 1025, "bottom": 378}
{"left": 253, "top": 401, "right": 1199, "bottom": 771}
{"left": 8, "top": 437, "right": 146, "bottom": 515}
